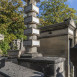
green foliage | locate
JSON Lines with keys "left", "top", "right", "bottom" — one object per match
{"left": 0, "top": 0, "right": 26, "bottom": 40}
{"left": 0, "top": 0, "right": 26, "bottom": 54}
{"left": 39, "top": 0, "right": 77, "bottom": 27}
{"left": 0, "top": 41, "right": 10, "bottom": 54}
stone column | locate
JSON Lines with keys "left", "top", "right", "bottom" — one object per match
{"left": 23, "top": 0, "right": 42, "bottom": 58}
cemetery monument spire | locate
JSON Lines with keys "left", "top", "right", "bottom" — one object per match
{"left": 23, "top": 0, "right": 42, "bottom": 58}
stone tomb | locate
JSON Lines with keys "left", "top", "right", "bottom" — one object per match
{"left": 0, "top": 62, "right": 43, "bottom": 77}
{"left": 38, "top": 18, "right": 77, "bottom": 77}
{"left": 18, "top": 0, "right": 66, "bottom": 77}
{"left": 18, "top": 57, "right": 65, "bottom": 77}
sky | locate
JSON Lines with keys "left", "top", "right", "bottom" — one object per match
{"left": 67, "top": 0, "right": 77, "bottom": 10}
{"left": 22, "top": 0, "right": 77, "bottom": 14}
{"left": 22, "top": 0, "right": 77, "bottom": 10}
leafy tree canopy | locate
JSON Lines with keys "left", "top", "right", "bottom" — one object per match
{"left": 0, "top": 0, "right": 26, "bottom": 54}
{"left": 0, "top": 0, "right": 26, "bottom": 42}
{"left": 39, "top": 0, "right": 77, "bottom": 27}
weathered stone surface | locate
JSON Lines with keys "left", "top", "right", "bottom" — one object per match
{"left": 40, "top": 28, "right": 68, "bottom": 38}
{"left": 0, "top": 62, "right": 43, "bottom": 77}
{"left": 38, "top": 35, "right": 68, "bottom": 57}
{"left": 23, "top": 0, "right": 41, "bottom": 56}
{"left": 11, "top": 39, "right": 21, "bottom": 50}
{"left": 18, "top": 57, "right": 65, "bottom": 77}
{"left": 24, "top": 16, "right": 39, "bottom": 25}
{"left": 7, "top": 50, "right": 19, "bottom": 58}
{"left": 20, "top": 53, "right": 42, "bottom": 58}
{"left": 0, "top": 57, "right": 5, "bottom": 69}
{"left": 24, "top": 40, "right": 40, "bottom": 47}
{"left": 38, "top": 18, "right": 77, "bottom": 77}
{"left": 70, "top": 46, "right": 77, "bottom": 68}
{"left": 27, "top": 35, "right": 37, "bottom": 40}
{"left": 24, "top": 28, "right": 40, "bottom": 36}
{"left": 26, "top": 47, "right": 37, "bottom": 53}
{"left": 27, "top": 24, "right": 37, "bottom": 28}
{"left": 25, "top": 0, "right": 40, "bottom": 3}
{"left": 24, "top": 4, "right": 39, "bottom": 14}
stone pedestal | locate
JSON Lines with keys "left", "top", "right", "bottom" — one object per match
{"left": 18, "top": 57, "right": 65, "bottom": 77}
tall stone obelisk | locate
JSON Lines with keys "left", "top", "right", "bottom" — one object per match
{"left": 23, "top": 0, "right": 42, "bottom": 58}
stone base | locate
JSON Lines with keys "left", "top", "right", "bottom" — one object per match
{"left": 20, "top": 53, "right": 43, "bottom": 58}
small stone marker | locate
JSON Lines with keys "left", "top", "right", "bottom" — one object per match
{"left": 0, "top": 34, "right": 4, "bottom": 41}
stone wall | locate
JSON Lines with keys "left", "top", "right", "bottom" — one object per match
{"left": 38, "top": 35, "right": 68, "bottom": 58}
{"left": 55, "top": 61, "right": 65, "bottom": 77}
{"left": 38, "top": 28, "right": 69, "bottom": 77}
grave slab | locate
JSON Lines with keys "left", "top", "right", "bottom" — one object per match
{"left": 0, "top": 62, "right": 43, "bottom": 77}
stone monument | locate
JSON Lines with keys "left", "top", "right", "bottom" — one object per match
{"left": 18, "top": 0, "right": 65, "bottom": 77}
{"left": 21, "top": 0, "right": 42, "bottom": 58}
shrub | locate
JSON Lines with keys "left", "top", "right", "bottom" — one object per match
{"left": 0, "top": 41, "right": 10, "bottom": 55}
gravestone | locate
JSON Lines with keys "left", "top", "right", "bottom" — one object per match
{"left": 38, "top": 18, "right": 76, "bottom": 77}
{"left": 8, "top": 39, "right": 21, "bottom": 58}
{"left": 18, "top": 57, "right": 65, "bottom": 77}
{"left": 10, "top": 39, "right": 21, "bottom": 50}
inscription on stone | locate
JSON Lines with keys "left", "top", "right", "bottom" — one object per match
{"left": 24, "top": 4, "right": 39, "bottom": 14}
{"left": 24, "top": 28, "right": 40, "bottom": 35}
